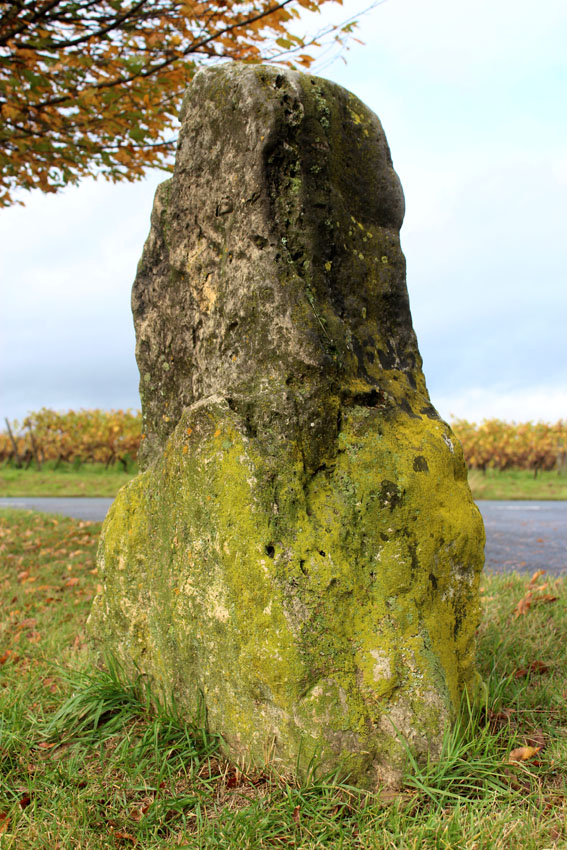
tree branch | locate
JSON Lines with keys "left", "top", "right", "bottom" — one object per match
{"left": 13, "top": 0, "right": 153, "bottom": 51}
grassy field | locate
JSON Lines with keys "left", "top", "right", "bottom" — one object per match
{"left": 467, "top": 469, "right": 567, "bottom": 501}
{"left": 0, "top": 462, "right": 137, "bottom": 497}
{"left": 0, "top": 508, "right": 566, "bottom": 848}
{"left": 1, "top": 463, "right": 566, "bottom": 500}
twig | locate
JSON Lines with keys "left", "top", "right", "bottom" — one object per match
{"left": 4, "top": 417, "right": 22, "bottom": 468}
{"left": 27, "top": 421, "right": 42, "bottom": 470}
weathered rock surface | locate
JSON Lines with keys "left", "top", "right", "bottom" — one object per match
{"left": 90, "top": 63, "right": 485, "bottom": 788}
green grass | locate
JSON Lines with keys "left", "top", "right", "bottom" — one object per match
{"left": 0, "top": 461, "right": 137, "bottom": 497}
{"left": 2, "top": 463, "right": 567, "bottom": 500}
{"left": 1, "top": 508, "right": 567, "bottom": 848}
{"left": 468, "top": 468, "right": 567, "bottom": 501}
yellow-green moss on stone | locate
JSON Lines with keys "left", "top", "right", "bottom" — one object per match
{"left": 91, "top": 398, "right": 484, "bottom": 788}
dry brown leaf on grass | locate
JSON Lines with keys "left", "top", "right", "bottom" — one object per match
{"left": 528, "top": 569, "right": 547, "bottom": 587}
{"left": 508, "top": 745, "right": 542, "bottom": 763}
{"left": 72, "top": 634, "right": 88, "bottom": 651}
{"left": 18, "top": 792, "right": 31, "bottom": 809}
{"left": 64, "top": 576, "right": 80, "bottom": 588}
{"left": 538, "top": 594, "right": 559, "bottom": 604}
{"left": 113, "top": 831, "right": 137, "bottom": 844}
{"left": 517, "top": 591, "right": 559, "bottom": 614}
{"left": 129, "top": 802, "right": 152, "bottom": 822}
{"left": 513, "top": 569, "right": 559, "bottom": 617}
{"left": 514, "top": 591, "right": 533, "bottom": 617}
{"left": 514, "top": 660, "right": 551, "bottom": 678}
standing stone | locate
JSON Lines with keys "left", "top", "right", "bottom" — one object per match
{"left": 90, "top": 63, "right": 485, "bottom": 788}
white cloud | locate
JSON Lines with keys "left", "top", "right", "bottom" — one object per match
{"left": 0, "top": 174, "right": 164, "bottom": 421}
{"left": 329, "top": 0, "right": 567, "bottom": 85}
{"left": 435, "top": 385, "right": 567, "bottom": 424}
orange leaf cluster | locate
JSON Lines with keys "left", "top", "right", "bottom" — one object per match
{"left": 0, "top": 0, "right": 369, "bottom": 205}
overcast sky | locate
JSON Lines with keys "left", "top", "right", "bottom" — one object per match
{"left": 1, "top": 0, "right": 566, "bottom": 425}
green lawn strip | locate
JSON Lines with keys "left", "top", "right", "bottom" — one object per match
{"left": 3, "top": 464, "right": 567, "bottom": 500}
{"left": 468, "top": 468, "right": 567, "bottom": 501}
{"left": 1, "top": 510, "right": 566, "bottom": 848}
{"left": 0, "top": 462, "right": 137, "bottom": 497}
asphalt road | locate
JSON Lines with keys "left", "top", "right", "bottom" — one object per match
{"left": 478, "top": 500, "right": 566, "bottom": 575}
{"left": 0, "top": 496, "right": 114, "bottom": 523}
{"left": 1, "top": 497, "right": 565, "bottom": 575}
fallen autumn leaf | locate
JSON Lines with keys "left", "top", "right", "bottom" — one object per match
{"left": 528, "top": 569, "right": 546, "bottom": 586}
{"left": 514, "top": 660, "right": 551, "bottom": 678}
{"left": 508, "top": 745, "right": 542, "bottom": 763}
{"left": 514, "top": 591, "right": 533, "bottom": 617}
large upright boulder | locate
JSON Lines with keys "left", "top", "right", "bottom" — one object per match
{"left": 90, "top": 63, "right": 485, "bottom": 788}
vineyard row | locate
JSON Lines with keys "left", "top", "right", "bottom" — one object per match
{"left": 1, "top": 409, "right": 566, "bottom": 473}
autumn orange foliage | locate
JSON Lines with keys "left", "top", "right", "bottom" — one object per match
{"left": 0, "top": 408, "right": 141, "bottom": 467}
{"left": 452, "top": 419, "right": 567, "bottom": 474}
{"left": 1, "top": 410, "right": 567, "bottom": 472}
{"left": 0, "top": 0, "right": 365, "bottom": 205}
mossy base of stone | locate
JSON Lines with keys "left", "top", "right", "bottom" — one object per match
{"left": 90, "top": 397, "right": 484, "bottom": 789}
